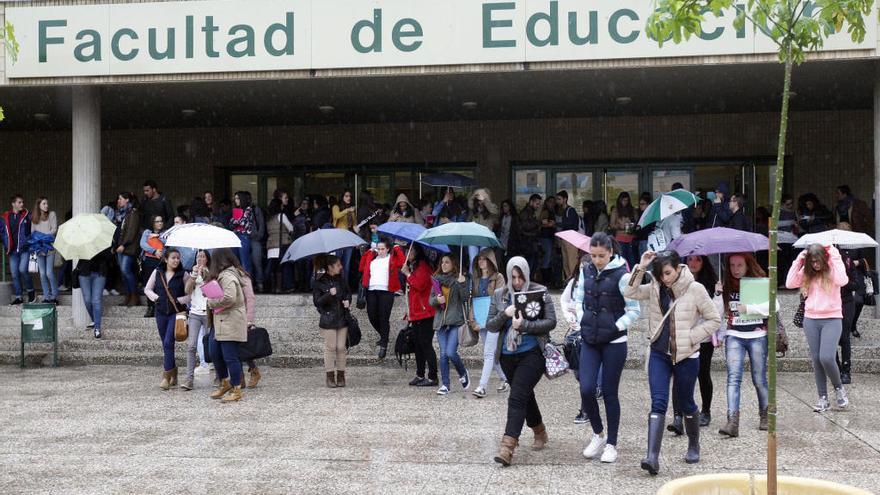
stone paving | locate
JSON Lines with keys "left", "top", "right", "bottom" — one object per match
{"left": 2, "top": 364, "right": 878, "bottom": 494}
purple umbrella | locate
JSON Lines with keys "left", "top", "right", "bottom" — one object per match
{"left": 667, "top": 227, "right": 769, "bottom": 257}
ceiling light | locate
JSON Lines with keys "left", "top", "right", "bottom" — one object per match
{"left": 461, "top": 101, "right": 478, "bottom": 110}
{"left": 615, "top": 96, "right": 632, "bottom": 106}
{"left": 181, "top": 109, "right": 197, "bottom": 117}
{"left": 319, "top": 105, "right": 335, "bottom": 114}
{"left": 33, "top": 113, "right": 50, "bottom": 121}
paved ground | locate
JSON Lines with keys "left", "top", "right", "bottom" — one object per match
{"left": 2, "top": 365, "right": 878, "bottom": 495}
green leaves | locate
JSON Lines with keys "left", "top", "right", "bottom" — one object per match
{"left": 0, "top": 106, "right": 5, "bottom": 122}
{"left": 3, "top": 20, "right": 19, "bottom": 63}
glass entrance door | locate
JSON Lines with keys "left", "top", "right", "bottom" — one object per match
{"left": 603, "top": 170, "right": 641, "bottom": 206}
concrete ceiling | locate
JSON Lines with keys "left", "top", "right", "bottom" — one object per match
{"left": 0, "top": 58, "right": 875, "bottom": 131}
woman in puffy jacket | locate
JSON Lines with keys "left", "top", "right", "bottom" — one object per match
{"left": 359, "top": 238, "right": 406, "bottom": 359}
{"left": 625, "top": 250, "right": 721, "bottom": 475}
{"left": 401, "top": 244, "right": 438, "bottom": 387}
{"left": 313, "top": 254, "right": 352, "bottom": 388}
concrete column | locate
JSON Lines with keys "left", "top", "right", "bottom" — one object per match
{"left": 71, "top": 87, "right": 101, "bottom": 327}
{"left": 874, "top": 64, "right": 880, "bottom": 318}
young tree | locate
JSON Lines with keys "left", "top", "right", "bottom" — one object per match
{"left": 1, "top": 20, "right": 20, "bottom": 122}
{"left": 647, "top": 1, "right": 874, "bottom": 492}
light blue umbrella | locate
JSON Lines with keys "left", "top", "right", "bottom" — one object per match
{"left": 417, "top": 222, "right": 501, "bottom": 272}
{"left": 281, "top": 228, "right": 367, "bottom": 263}
{"left": 377, "top": 222, "right": 450, "bottom": 253}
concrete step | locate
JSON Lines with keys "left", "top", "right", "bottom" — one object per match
{"left": 55, "top": 293, "right": 319, "bottom": 307}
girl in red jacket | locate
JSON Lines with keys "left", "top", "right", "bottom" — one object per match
{"left": 359, "top": 238, "right": 406, "bottom": 359}
{"left": 401, "top": 244, "right": 438, "bottom": 386}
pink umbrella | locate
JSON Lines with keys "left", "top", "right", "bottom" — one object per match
{"left": 555, "top": 230, "right": 591, "bottom": 252}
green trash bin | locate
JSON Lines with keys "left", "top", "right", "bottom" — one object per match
{"left": 20, "top": 303, "right": 58, "bottom": 368}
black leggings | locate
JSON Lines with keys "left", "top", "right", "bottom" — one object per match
{"left": 411, "top": 317, "right": 438, "bottom": 381}
{"left": 366, "top": 290, "right": 394, "bottom": 348}
{"left": 500, "top": 348, "right": 545, "bottom": 439}
{"left": 837, "top": 299, "right": 855, "bottom": 374}
{"left": 672, "top": 342, "right": 715, "bottom": 415}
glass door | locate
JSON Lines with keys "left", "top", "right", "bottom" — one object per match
{"left": 603, "top": 170, "right": 641, "bottom": 207}
{"left": 554, "top": 171, "right": 595, "bottom": 211}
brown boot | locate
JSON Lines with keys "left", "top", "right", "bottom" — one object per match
{"left": 240, "top": 374, "right": 246, "bottom": 389}
{"left": 221, "top": 386, "right": 242, "bottom": 402}
{"left": 719, "top": 411, "right": 740, "bottom": 438}
{"left": 211, "top": 379, "right": 231, "bottom": 399}
{"left": 759, "top": 408, "right": 769, "bottom": 431}
{"left": 531, "top": 424, "right": 548, "bottom": 451}
{"left": 130, "top": 294, "right": 142, "bottom": 306}
{"left": 248, "top": 368, "right": 262, "bottom": 388}
{"left": 119, "top": 294, "right": 130, "bottom": 307}
{"left": 336, "top": 370, "right": 346, "bottom": 388}
{"left": 326, "top": 371, "right": 337, "bottom": 388}
{"left": 169, "top": 367, "right": 178, "bottom": 387}
{"left": 493, "top": 435, "right": 518, "bottom": 466}
{"left": 159, "top": 370, "right": 171, "bottom": 391}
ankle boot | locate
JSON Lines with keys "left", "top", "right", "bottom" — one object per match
{"left": 531, "top": 423, "right": 548, "bottom": 451}
{"left": 719, "top": 411, "right": 740, "bottom": 438}
{"left": 493, "top": 435, "right": 519, "bottom": 466}
{"left": 684, "top": 413, "right": 701, "bottom": 464}
{"left": 169, "top": 367, "right": 178, "bottom": 387}
{"left": 759, "top": 407, "right": 769, "bottom": 431}
{"left": 326, "top": 371, "right": 337, "bottom": 388}
{"left": 221, "top": 386, "right": 242, "bottom": 402}
{"left": 248, "top": 368, "right": 262, "bottom": 388}
{"left": 211, "top": 379, "right": 231, "bottom": 399}
{"left": 667, "top": 413, "right": 684, "bottom": 436}
{"left": 159, "top": 370, "right": 171, "bottom": 391}
{"left": 640, "top": 413, "right": 665, "bottom": 475}
{"left": 336, "top": 370, "right": 346, "bottom": 388}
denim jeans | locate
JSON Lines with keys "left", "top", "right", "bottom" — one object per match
{"left": 724, "top": 335, "right": 769, "bottom": 414}
{"left": 437, "top": 325, "right": 467, "bottom": 388}
{"left": 9, "top": 251, "right": 33, "bottom": 297}
{"left": 648, "top": 349, "right": 700, "bottom": 416}
{"left": 539, "top": 238, "right": 553, "bottom": 269}
{"left": 116, "top": 253, "right": 139, "bottom": 295}
{"left": 156, "top": 312, "right": 177, "bottom": 371}
{"left": 339, "top": 247, "right": 354, "bottom": 286}
{"left": 78, "top": 273, "right": 106, "bottom": 329}
{"left": 210, "top": 333, "right": 243, "bottom": 387}
{"left": 250, "top": 239, "right": 265, "bottom": 287}
{"left": 579, "top": 341, "right": 627, "bottom": 445}
{"left": 478, "top": 328, "right": 506, "bottom": 388}
{"left": 36, "top": 253, "right": 59, "bottom": 300}
{"left": 618, "top": 241, "right": 637, "bottom": 271}
{"left": 186, "top": 313, "right": 209, "bottom": 381}
{"left": 500, "top": 348, "right": 545, "bottom": 439}
{"left": 235, "top": 232, "right": 253, "bottom": 275}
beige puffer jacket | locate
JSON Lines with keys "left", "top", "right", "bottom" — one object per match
{"left": 624, "top": 264, "right": 721, "bottom": 364}
{"left": 207, "top": 266, "right": 247, "bottom": 343}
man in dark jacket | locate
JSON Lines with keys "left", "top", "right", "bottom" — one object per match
{"left": 834, "top": 185, "right": 873, "bottom": 235}
{"left": 555, "top": 190, "right": 581, "bottom": 280}
{"left": 707, "top": 181, "right": 732, "bottom": 228}
{"left": 727, "top": 194, "right": 753, "bottom": 232}
{"left": 1, "top": 194, "right": 35, "bottom": 304}
{"left": 519, "top": 194, "right": 542, "bottom": 275}
{"left": 312, "top": 196, "right": 332, "bottom": 229}
{"left": 140, "top": 180, "right": 175, "bottom": 230}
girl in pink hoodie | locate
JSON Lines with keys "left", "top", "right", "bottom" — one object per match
{"left": 786, "top": 243, "right": 850, "bottom": 411}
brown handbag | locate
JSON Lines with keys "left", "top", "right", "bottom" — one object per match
{"left": 159, "top": 272, "right": 189, "bottom": 342}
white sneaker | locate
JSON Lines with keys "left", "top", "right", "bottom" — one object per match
{"left": 207, "top": 363, "right": 215, "bottom": 371}
{"left": 102, "top": 289, "right": 110, "bottom": 296}
{"left": 436, "top": 385, "right": 449, "bottom": 396}
{"left": 582, "top": 433, "right": 607, "bottom": 459}
{"left": 110, "top": 289, "right": 120, "bottom": 296}
{"left": 472, "top": 386, "right": 487, "bottom": 398}
{"left": 497, "top": 381, "right": 510, "bottom": 393}
{"left": 600, "top": 444, "right": 618, "bottom": 463}
{"left": 194, "top": 364, "right": 210, "bottom": 375}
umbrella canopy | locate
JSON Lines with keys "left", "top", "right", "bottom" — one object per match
{"left": 667, "top": 227, "right": 770, "bottom": 257}
{"left": 638, "top": 190, "right": 698, "bottom": 227}
{"left": 555, "top": 230, "right": 591, "bottom": 252}
{"left": 418, "top": 222, "right": 501, "bottom": 272}
{"left": 793, "top": 229, "right": 878, "bottom": 249}
{"left": 54, "top": 213, "right": 116, "bottom": 260}
{"left": 282, "top": 228, "right": 367, "bottom": 263}
{"left": 161, "top": 223, "right": 242, "bottom": 250}
{"left": 377, "top": 222, "right": 450, "bottom": 253}
{"left": 421, "top": 172, "right": 475, "bottom": 189}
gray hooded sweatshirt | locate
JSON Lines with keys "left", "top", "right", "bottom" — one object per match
{"left": 485, "top": 256, "right": 557, "bottom": 355}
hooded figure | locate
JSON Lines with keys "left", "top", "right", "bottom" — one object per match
{"left": 390, "top": 193, "right": 423, "bottom": 225}
{"left": 468, "top": 248, "right": 506, "bottom": 330}
{"left": 485, "top": 256, "right": 557, "bottom": 354}
{"left": 468, "top": 188, "right": 499, "bottom": 230}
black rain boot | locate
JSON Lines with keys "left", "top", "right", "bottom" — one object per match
{"left": 684, "top": 413, "right": 701, "bottom": 464}
{"left": 640, "top": 413, "right": 665, "bottom": 475}
{"left": 667, "top": 413, "right": 684, "bottom": 436}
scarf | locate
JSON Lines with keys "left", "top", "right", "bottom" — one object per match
{"left": 115, "top": 203, "right": 132, "bottom": 225}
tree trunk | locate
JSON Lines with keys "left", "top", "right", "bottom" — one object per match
{"left": 767, "top": 42, "right": 794, "bottom": 495}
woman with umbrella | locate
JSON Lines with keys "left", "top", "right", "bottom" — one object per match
{"left": 313, "top": 254, "right": 352, "bottom": 388}
{"left": 359, "top": 238, "right": 406, "bottom": 359}
{"left": 468, "top": 248, "right": 509, "bottom": 398}
{"left": 430, "top": 253, "right": 471, "bottom": 396}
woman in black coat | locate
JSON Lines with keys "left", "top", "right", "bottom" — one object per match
{"left": 313, "top": 254, "right": 352, "bottom": 388}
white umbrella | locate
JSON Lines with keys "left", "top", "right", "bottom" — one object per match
{"left": 793, "top": 229, "right": 878, "bottom": 249}
{"left": 161, "top": 223, "right": 242, "bottom": 249}
{"left": 776, "top": 231, "right": 799, "bottom": 245}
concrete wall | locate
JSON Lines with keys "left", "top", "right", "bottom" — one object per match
{"left": 0, "top": 109, "right": 872, "bottom": 214}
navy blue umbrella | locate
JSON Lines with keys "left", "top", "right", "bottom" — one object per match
{"left": 421, "top": 172, "right": 475, "bottom": 188}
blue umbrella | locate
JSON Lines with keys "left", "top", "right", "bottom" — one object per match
{"left": 377, "top": 222, "right": 450, "bottom": 253}
{"left": 421, "top": 172, "right": 475, "bottom": 189}
{"left": 281, "top": 229, "right": 367, "bottom": 263}
{"left": 417, "top": 222, "right": 501, "bottom": 272}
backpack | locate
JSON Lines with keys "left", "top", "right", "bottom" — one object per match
{"left": 394, "top": 322, "right": 417, "bottom": 369}
{"left": 647, "top": 227, "right": 667, "bottom": 252}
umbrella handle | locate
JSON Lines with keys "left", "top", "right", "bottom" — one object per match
{"left": 460, "top": 245, "right": 463, "bottom": 275}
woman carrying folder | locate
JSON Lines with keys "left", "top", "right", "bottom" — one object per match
{"left": 468, "top": 248, "right": 509, "bottom": 398}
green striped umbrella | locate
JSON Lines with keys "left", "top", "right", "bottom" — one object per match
{"left": 638, "top": 189, "right": 698, "bottom": 227}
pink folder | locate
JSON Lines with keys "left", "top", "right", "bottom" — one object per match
{"left": 201, "top": 280, "right": 223, "bottom": 299}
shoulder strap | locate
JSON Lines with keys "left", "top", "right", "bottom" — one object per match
{"left": 159, "top": 271, "right": 182, "bottom": 313}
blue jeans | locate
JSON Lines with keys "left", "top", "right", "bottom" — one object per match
{"left": 9, "top": 251, "right": 33, "bottom": 297}
{"left": 36, "top": 253, "right": 59, "bottom": 300}
{"left": 209, "top": 333, "right": 243, "bottom": 387}
{"left": 724, "top": 335, "right": 769, "bottom": 413}
{"left": 648, "top": 349, "right": 700, "bottom": 415}
{"left": 619, "top": 241, "right": 637, "bottom": 270}
{"left": 235, "top": 233, "right": 253, "bottom": 275}
{"left": 78, "top": 273, "right": 106, "bottom": 329}
{"left": 156, "top": 312, "right": 177, "bottom": 371}
{"left": 437, "top": 325, "right": 467, "bottom": 388}
{"left": 339, "top": 247, "right": 353, "bottom": 285}
{"left": 539, "top": 238, "right": 553, "bottom": 269}
{"left": 116, "top": 253, "right": 139, "bottom": 295}
{"left": 479, "top": 328, "right": 506, "bottom": 388}
{"left": 579, "top": 341, "right": 627, "bottom": 445}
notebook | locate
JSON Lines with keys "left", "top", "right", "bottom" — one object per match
{"left": 514, "top": 290, "right": 546, "bottom": 321}
{"left": 201, "top": 279, "right": 224, "bottom": 299}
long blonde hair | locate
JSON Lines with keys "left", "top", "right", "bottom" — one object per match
{"left": 801, "top": 244, "right": 833, "bottom": 294}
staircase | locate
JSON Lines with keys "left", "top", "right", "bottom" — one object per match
{"left": 3, "top": 290, "right": 880, "bottom": 372}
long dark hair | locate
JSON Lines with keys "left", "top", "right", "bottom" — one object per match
{"left": 234, "top": 191, "right": 252, "bottom": 209}
{"left": 591, "top": 200, "right": 609, "bottom": 222}
{"left": 314, "top": 253, "right": 342, "bottom": 275}
{"left": 687, "top": 255, "right": 717, "bottom": 296}
{"left": 339, "top": 189, "right": 354, "bottom": 208}
{"left": 651, "top": 250, "right": 682, "bottom": 282}
{"left": 118, "top": 191, "right": 138, "bottom": 209}
{"left": 614, "top": 192, "right": 636, "bottom": 221}
{"left": 434, "top": 253, "right": 460, "bottom": 277}
{"left": 208, "top": 248, "right": 239, "bottom": 281}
